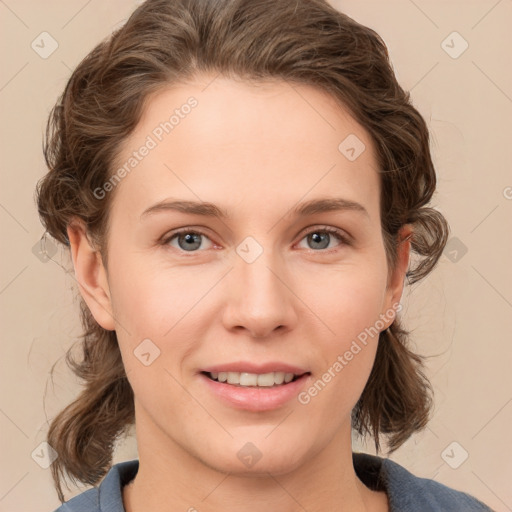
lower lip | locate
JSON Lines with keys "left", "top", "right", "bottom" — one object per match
{"left": 199, "top": 372, "right": 311, "bottom": 411}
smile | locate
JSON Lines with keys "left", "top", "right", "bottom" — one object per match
{"left": 199, "top": 371, "right": 311, "bottom": 411}
{"left": 203, "top": 371, "right": 306, "bottom": 387}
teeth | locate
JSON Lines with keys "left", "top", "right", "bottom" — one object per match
{"left": 208, "top": 371, "right": 300, "bottom": 387}
{"left": 238, "top": 372, "right": 258, "bottom": 386}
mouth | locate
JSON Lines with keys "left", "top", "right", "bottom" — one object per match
{"left": 199, "top": 368, "right": 312, "bottom": 411}
{"left": 200, "top": 370, "right": 310, "bottom": 388}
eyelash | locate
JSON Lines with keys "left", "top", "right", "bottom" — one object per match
{"left": 161, "top": 226, "right": 351, "bottom": 253}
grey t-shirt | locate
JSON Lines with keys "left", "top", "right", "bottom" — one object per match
{"left": 53, "top": 452, "right": 494, "bottom": 511}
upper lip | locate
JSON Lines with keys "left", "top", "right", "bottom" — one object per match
{"left": 200, "top": 361, "right": 310, "bottom": 375}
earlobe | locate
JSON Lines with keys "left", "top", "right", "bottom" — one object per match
{"left": 67, "top": 220, "right": 116, "bottom": 331}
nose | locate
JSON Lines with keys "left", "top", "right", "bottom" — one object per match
{"left": 222, "top": 246, "right": 298, "bottom": 338}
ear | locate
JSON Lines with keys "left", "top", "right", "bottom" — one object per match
{"left": 381, "top": 224, "right": 413, "bottom": 328}
{"left": 67, "top": 219, "right": 116, "bottom": 331}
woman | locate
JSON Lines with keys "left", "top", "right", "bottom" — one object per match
{"left": 36, "top": 0, "right": 494, "bottom": 510}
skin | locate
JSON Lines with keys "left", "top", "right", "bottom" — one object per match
{"left": 67, "top": 74, "right": 412, "bottom": 512}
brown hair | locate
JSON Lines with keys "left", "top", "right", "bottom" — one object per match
{"left": 36, "top": 0, "right": 449, "bottom": 502}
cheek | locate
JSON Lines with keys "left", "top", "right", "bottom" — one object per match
{"left": 109, "top": 268, "right": 197, "bottom": 405}
{"left": 296, "top": 260, "right": 387, "bottom": 402}
{"left": 108, "top": 257, "right": 219, "bottom": 389}
{"left": 109, "top": 254, "right": 210, "bottom": 335}
{"left": 299, "top": 258, "right": 388, "bottom": 340}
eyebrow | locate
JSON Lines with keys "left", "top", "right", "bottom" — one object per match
{"left": 140, "top": 197, "right": 369, "bottom": 221}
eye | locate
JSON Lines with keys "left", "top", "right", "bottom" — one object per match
{"left": 297, "top": 226, "right": 350, "bottom": 251}
{"left": 162, "top": 229, "right": 214, "bottom": 252}
{"left": 161, "top": 226, "right": 350, "bottom": 254}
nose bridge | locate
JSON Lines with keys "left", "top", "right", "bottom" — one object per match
{"left": 223, "top": 236, "right": 296, "bottom": 337}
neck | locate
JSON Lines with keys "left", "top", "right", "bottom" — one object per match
{"left": 122, "top": 405, "right": 388, "bottom": 512}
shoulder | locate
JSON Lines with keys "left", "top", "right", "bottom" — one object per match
{"left": 51, "top": 459, "right": 139, "bottom": 512}
{"left": 52, "top": 487, "right": 100, "bottom": 512}
{"left": 353, "top": 452, "right": 494, "bottom": 512}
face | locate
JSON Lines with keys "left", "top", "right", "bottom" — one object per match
{"left": 71, "top": 75, "right": 409, "bottom": 476}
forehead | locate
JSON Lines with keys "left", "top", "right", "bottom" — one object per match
{"left": 109, "top": 75, "right": 381, "bottom": 224}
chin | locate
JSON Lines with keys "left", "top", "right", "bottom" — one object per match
{"left": 198, "top": 437, "right": 308, "bottom": 476}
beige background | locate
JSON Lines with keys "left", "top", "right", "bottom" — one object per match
{"left": 0, "top": 0, "right": 511, "bottom": 511}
